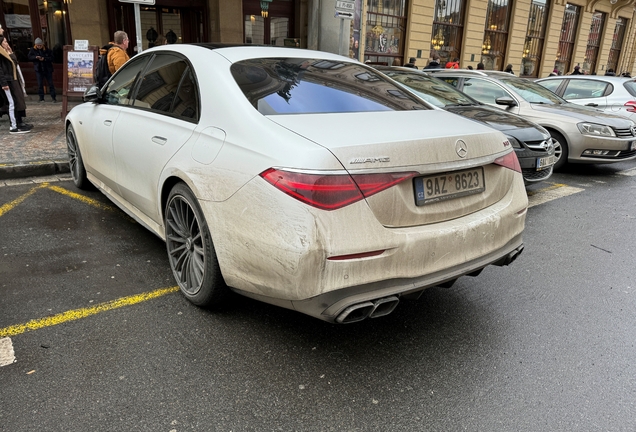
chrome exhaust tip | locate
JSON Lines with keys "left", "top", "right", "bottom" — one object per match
{"left": 369, "top": 296, "right": 399, "bottom": 318}
{"left": 336, "top": 302, "right": 375, "bottom": 324}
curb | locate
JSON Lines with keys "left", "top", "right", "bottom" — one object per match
{"left": 0, "top": 160, "right": 70, "bottom": 180}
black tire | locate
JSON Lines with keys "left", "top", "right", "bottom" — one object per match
{"left": 165, "top": 183, "right": 228, "bottom": 307}
{"left": 548, "top": 130, "right": 569, "bottom": 171}
{"left": 66, "top": 124, "right": 91, "bottom": 189}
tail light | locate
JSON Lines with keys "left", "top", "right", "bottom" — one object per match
{"left": 624, "top": 100, "right": 636, "bottom": 113}
{"left": 260, "top": 169, "right": 417, "bottom": 211}
{"left": 493, "top": 151, "right": 521, "bottom": 173}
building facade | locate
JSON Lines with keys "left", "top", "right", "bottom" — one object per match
{"left": 1, "top": 0, "right": 635, "bottom": 92}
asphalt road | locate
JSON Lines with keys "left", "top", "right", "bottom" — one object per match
{"left": 1, "top": 162, "right": 635, "bottom": 432}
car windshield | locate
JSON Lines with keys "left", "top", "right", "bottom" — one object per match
{"left": 230, "top": 58, "right": 431, "bottom": 114}
{"left": 500, "top": 77, "right": 565, "bottom": 104}
{"left": 383, "top": 71, "right": 477, "bottom": 108}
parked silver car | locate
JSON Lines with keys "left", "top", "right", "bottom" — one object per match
{"left": 429, "top": 70, "right": 636, "bottom": 170}
{"left": 536, "top": 75, "right": 636, "bottom": 122}
{"left": 375, "top": 66, "right": 555, "bottom": 184}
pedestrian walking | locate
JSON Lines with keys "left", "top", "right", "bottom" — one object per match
{"left": 28, "top": 37, "right": 57, "bottom": 102}
{"left": 0, "top": 36, "right": 31, "bottom": 134}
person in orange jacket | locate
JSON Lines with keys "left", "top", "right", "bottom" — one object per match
{"left": 107, "top": 31, "right": 130, "bottom": 74}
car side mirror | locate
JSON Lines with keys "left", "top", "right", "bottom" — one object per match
{"left": 495, "top": 96, "right": 517, "bottom": 107}
{"left": 83, "top": 85, "right": 101, "bottom": 103}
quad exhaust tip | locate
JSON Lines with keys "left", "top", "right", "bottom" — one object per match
{"left": 336, "top": 296, "right": 400, "bottom": 324}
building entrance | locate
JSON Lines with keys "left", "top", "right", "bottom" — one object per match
{"left": 243, "top": 0, "right": 295, "bottom": 46}
{"left": 107, "top": 0, "right": 207, "bottom": 54}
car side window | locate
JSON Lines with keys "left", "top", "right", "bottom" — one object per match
{"left": 439, "top": 77, "right": 459, "bottom": 88}
{"left": 132, "top": 54, "right": 199, "bottom": 122}
{"left": 104, "top": 56, "right": 151, "bottom": 106}
{"left": 172, "top": 68, "right": 200, "bottom": 121}
{"left": 563, "top": 79, "right": 608, "bottom": 99}
{"left": 461, "top": 78, "right": 509, "bottom": 104}
{"left": 539, "top": 79, "right": 563, "bottom": 93}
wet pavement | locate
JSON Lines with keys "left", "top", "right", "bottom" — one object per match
{"left": 0, "top": 96, "right": 79, "bottom": 181}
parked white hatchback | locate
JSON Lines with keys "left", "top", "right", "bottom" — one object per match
{"left": 537, "top": 75, "right": 636, "bottom": 122}
{"left": 66, "top": 45, "right": 527, "bottom": 323}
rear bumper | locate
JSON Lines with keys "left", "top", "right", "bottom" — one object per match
{"left": 237, "top": 235, "right": 525, "bottom": 323}
{"left": 203, "top": 173, "right": 527, "bottom": 322}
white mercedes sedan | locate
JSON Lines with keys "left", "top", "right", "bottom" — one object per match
{"left": 66, "top": 45, "right": 527, "bottom": 323}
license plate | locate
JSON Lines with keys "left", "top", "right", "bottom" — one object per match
{"left": 414, "top": 167, "right": 485, "bottom": 205}
{"left": 630, "top": 141, "right": 636, "bottom": 151}
{"left": 536, "top": 155, "right": 556, "bottom": 170}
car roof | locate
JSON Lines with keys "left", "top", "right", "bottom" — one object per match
{"left": 537, "top": 75, "right": 634, "bottom": 83}
{"left": 146, "top": 43, "right": 355, "bottom": 63}
{"left": 425, "top": 69, "right": 517, "bottom": 78}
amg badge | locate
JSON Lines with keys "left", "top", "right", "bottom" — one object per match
{"left": 350, "top": 157, "right": 391, "bottom": 164}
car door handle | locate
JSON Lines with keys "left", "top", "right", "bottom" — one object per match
{"left": 585, "top": 103, "right": 598, "bottom": 107}
{"left": 103, "top": 120, "right": 112, "bottom": 126}
{"left": 152, "top": 136, "right": 167, "bottom": 145}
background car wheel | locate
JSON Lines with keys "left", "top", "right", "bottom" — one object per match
{"left": 165, "top": 183, "right": 228, "bottom": 307}
{"left": 66, "top": 124, "right": 91, "bottom": 190}
{"left": 548, "top": 131, "right": 568, "bottom": 171}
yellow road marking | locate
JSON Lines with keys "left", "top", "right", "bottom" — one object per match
{"left": 47, "top": 184, "right": 119, "bottom": 213}
{"left": 0, "top": 286, "right": 179, "bottom": 338}
{"left": 527, "top": 182, "right": 584, "bottom": 208}
{"left": 0, "top": 183, "right": 48, "bottom": 217}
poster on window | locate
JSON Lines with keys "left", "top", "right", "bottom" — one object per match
{"left": 67, "top": 51, "right": 94, "bottom": 92}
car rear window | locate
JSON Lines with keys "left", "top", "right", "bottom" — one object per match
{"left": 623, "top": 81, "right": 636, "bottom": 97}
{"left": 230, "top": 58, "right": 430, "bottom": 114}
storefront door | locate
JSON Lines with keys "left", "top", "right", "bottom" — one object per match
{"left": 107, "top": 0, "right": 207, "bottom": 54}
{"left": 243, "top": 0, "right": 295, "bottom": 46}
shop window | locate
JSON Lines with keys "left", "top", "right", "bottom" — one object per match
{"left": 584, "top": 11, "right": 605, "bottom": 75}
{"left": 520, "top": 0, "right": 550, "bottom": 77}
{"left": 607, "top": 18, "right": 627, "bottom": 74}
{"left": 3, "top": 0, "right": 33, "bottom": 62}
{"left": 430, "top": 0, "right": 465, "bottom": 67}
{"left": 364, "top": 0, "right": 406, "bottom": 66}
{"left": 480, "top": 0, "right": 511, "bottom": 71}
{"left": 555, "top": 4, "right": 580, "bottom": 75}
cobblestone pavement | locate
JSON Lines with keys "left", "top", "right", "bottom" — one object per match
{"left": 0, "top": 97, "right": 79, "bottom": 180}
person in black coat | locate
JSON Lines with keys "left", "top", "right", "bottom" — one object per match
{"left": 0, "top": 36, "right": 31, "bottom": 133}
{"left": 28, "top": 37, "right": 57, "bottom": 102}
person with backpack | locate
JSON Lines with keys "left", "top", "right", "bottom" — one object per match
{"left": 108, "top": 31, "right": 130, "bottom": 74}
{"left": 95, "top": 31, "right": 130, "bottom": 89}
{"left": 28, "top": 37, "right": 56, "bottom": 102}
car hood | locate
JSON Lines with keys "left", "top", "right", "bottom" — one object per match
{"left": 266, "top": 110, "right": 510, "bottom": 171}
{"left": 530, "top": 102, "right": 634, "bottom": 127}
{"left": 445, "top": 105, "right": 547, "bottom": 139}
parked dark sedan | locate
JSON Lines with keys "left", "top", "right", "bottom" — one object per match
{"left": 376, "top": 66, "right": 556, "bottom": 184}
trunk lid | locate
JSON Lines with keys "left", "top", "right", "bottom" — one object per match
{"left": 268, "top": 110, "right": 519, "bottom": 227}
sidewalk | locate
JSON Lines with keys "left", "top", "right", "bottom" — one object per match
{"left": 0, "top": 96, "right": 78, "bottom": 181}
